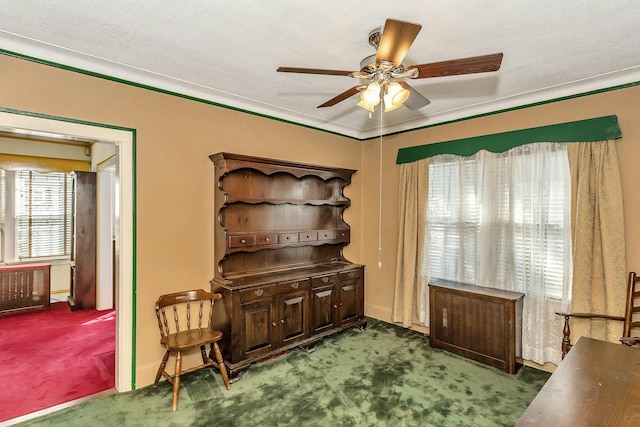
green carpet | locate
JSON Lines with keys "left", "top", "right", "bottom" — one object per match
{"left": 18, "top": 318, "right": 550, "bottom": 426}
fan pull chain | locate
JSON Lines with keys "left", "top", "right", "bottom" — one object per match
{"left": 378, "top": 104, "right": 383, "bottom": 269}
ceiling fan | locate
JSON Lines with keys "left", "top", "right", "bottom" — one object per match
{"left": 277, "top": 18, "right": 503, "bottom": 113}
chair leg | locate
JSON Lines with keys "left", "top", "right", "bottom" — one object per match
{"left": 212, "top": 342, "right": 231, "bottom": 390}
{"left": 172, "top": 351, "right": 182, "bottom": 412}
{"left": 561, "top": 315, "right": 572, "bottom": 360}
{"left": 155, "top": 350, "right": 170, "bottom": 384}
{"left": 200, "top": 345, "right": 209, "bottom": 364}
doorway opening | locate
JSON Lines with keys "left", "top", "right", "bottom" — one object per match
{"left": 0, "top": 109, "right": 135, "bottom": 394}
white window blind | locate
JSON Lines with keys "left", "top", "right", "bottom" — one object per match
{"left": 0, "top": 169, "right": 4, "bottom": 262}
{"left": 425, "top": 156, "right": 481, "bottom": 285}
{"left": 425, "top": 144, "right": 570, "bottom": 300}
{"left": 15, "top": 170, "right": 72, "bottom": 259}
{"left": 0, "top": 169, "right": 5, "bottom": 228}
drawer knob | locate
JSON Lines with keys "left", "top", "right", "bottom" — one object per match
{"left": 349, "top": 272, "right": 355, "bottom": 278}
{"left": 265, "top": 237, "right": 270, "bottom": 242}
{"left": 322, "top": 277, "right": 329, "bottom": 283}
{"left": 333, "top": 304, "right": 338, "bottom": 309}
{"left": 291, "top": 282, "right": 299, "bottom": 290}
{"left": 280, "top": 319, "right": 285, "bottom": 324}
{"left": 272, "top": 322, "right": 277, "bottom": 327}
{"left": 254, "top": 289, "right": 264, "bottom": 297}
{"left": 240, "top": 239, "right": 246, "bottom": 244}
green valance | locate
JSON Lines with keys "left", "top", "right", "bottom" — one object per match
{"left": 396, "top": 115, "right": 622, "bottom": 164}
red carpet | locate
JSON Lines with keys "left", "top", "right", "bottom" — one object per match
{"left": 0, "top": 302, "right": 115, "bottom": 422}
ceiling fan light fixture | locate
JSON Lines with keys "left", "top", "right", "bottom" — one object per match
{"left": 383, "top": 81, "right": 410, "bottom": 112}
{"left": 277, "top": 19, "right": 504, "bottom": 115}
{"left": 360, "top": 81, "right": 381, "bottom": 107}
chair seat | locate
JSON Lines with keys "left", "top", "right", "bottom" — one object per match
{"left": 164, "top": 328, "right": 223, "bottom": 351}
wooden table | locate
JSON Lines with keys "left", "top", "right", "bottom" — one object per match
{"left": 516, "top": 337, "right": 640, "bottom": 426}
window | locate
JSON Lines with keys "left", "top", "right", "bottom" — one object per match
{"left": 8, "top": 170, "right": 73, "bottom": 260}
{"left": 0, "top": 170, "right": 4, "bottom": 262}
{"left": 425, "top": 143, "right": 571, "bottom": 300}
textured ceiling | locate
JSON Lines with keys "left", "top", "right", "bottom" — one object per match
{"left": 1, "top": 1, "right": 639, "bottom": 139}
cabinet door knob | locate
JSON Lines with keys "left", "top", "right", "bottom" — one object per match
{"left": 333, "top": 304, "right": 338, "bottom": 309}
{"left": 272, "top": 322, "right": 277, "bottom": 327}
{"left": 280, "top": 319, "right": 285, "bottom": 324}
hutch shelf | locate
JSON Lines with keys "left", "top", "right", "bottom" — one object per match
{"left": 209, "top": 152, "right": 366, "bottom": 380}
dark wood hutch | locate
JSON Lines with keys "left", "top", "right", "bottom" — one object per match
{"left": 209, "top": 152, "right": 366, "bottom": 379}
{"left": 67, "top": 170, "right": 96, "bottom": 311}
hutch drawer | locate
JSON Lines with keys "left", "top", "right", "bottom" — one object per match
{"left": 239, "top": 285, "right": 276, "bottom": 302}
{"left": 311, "top": 273, "right": 338, "bottom": 287}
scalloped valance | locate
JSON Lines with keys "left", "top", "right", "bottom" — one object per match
{"left": 396, "top": 115, "right": 622, "bottom": 164}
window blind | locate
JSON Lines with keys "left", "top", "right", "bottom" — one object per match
{"left": 426, "top": 144, "right": 570, "bottom": 299}
{"left": 0, "top": 170, "right": 4, "bottom": 262}
{"left": 15, "top": 171, "right": 72, "bottom": 259}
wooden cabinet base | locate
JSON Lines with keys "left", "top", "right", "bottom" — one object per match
{"left": 218, "top": 318, "right": 367, "bottom": 381}
{"left": 212, "top": 264, "right": 366, "bottom": 381}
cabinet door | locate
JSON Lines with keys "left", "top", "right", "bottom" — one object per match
{"left": 337, "top": 281, "right": 362, "bottom": 326}
{"left": 337, "top": 268, "right": 364, "bottom": 326}
{"left": 311, "top": 284, "right": 337, "bottom": 334}
{"left": 239, "top": 297, "right": 276, "bottom": 360}
{"left": 277, "top": 288, "right": 309, "bottom": 347}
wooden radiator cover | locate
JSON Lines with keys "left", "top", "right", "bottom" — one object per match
{"left": 0, "top": 262, "right": 51, "bottom": 315}
{"left": 429, "top": 280, "right": 524, "bottom": 374}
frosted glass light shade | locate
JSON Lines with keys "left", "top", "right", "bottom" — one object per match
{"left": 360, "top": 81, "right": 381, "bottom": 106}
{"left": 383, "top": 82, "right": 410, "bottom": 112}
{"left": 357, "top": 100, "right": 375, "bottom": 112}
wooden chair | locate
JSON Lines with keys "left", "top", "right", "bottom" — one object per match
{"left": 556, "top": 271, "right": 640, "bottom": 358}
{"left": 620, "top": 271, "right": 640, "bottom": 346}
{"left": 555, "top": 311, "right": 624, "bottom": 359}
{"left": 154, "top": 289, "right": 230, "bottom": 411}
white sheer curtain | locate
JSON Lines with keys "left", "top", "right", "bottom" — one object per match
{"left": 423, "top": 143, "right": 572, "bottom": 365}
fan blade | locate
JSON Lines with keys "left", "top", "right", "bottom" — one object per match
{"left": 376, "top": 19, "right": 422, "bottom": 68}
{"left": 398, "top": 82, "right": 431, "bottom": 111}
{"left": 277, "top": 67, "right": 354, "bottom": 76}
{"left": 318, "top": 86, "right": 363, "bottom": 108}
{"left": 407, "top": 53, "right": 504, "bottom": 79}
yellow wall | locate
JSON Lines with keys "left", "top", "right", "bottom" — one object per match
{"left": 0, "top": 54, "right": 363, "bottom": 386}
{"left": 3, "top": 52, "right": 640, "bottom": 387}
{"left": 361, "top": 85, "right": 640, "bottom": 327}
